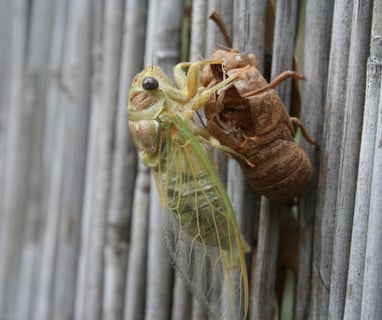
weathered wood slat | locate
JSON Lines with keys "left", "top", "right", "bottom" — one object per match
{"left": 124, "top": 164, "right": 150, "bottom": 320}
{"left": 1, "top": 1, "right": 43, "bottom": 318}
{"left": 74, "top": 0, "right": 117, "bottom": 319}
{"left": 33, "top": 1, "right": 72, "bottom": 318}
{"left": 359, "top": 2, "right": 382, "bottom": 318}
{"left": 298, "top": 1, "right": 333, "bottom": 319}
{"left": 361, "top": 77, "right": 382, "bottom": 319}
{"left": 73, "top": 1, "right": 103, "bottom": 319}
{"left": 344, "top": 28, "right": 382, "bottom": 320}
{"left": 329, "top": 1, "right": 373, "bottom": 319}
{"left": 189, "top": 0, "right": 207, "bottom": 61}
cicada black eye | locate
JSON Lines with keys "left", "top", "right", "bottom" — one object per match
{"left": 142, "top": 76, "right": 159, "bottom": 90}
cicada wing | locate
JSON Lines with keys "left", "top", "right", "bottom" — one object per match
{"left": 151, "top": 118, "right": 249, "bottom": 319}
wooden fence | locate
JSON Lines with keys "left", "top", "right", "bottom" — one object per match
{"left": 0, "top": 0, "right": 381, "bottom": 319}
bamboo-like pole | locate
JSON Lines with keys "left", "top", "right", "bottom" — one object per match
{"left": 344, "top": 2, "right": 382, "bottom": 319}
{"left": 53, "top": 0, "right": 94, "bottom": 318}
{"left": 33, "top": 1, "right": 70, "bottom": 318}
{"left": 74, "top": 0, "right": 103, "bottom": 318}
{"left": 124, "top": 164, "right": 150, "bottom": 320}
{"left": 0, "top": 1, "right": 29, "bottom": 317}
{"left": 359, "top": 2, "right": 382, "bottom": 318}
{"left": 361, "top": 75, "right": 382, "bottom": 318}
{"left": 189, "top": 0, "right": 208, "bottom": 61}
{"left": 328, "top": 1, "right": 373, "bottom": 319}
{"left": 298, "top": 1, "right": 333, "bottom": 319}
{"left": 12, "top": 0, "right": 57, "bottom": 319}
{"left": 12, "top": 0, "right": 53, "bottom": 317}
{"left": 271, "top": 0, "right": 301, "bottom": 112}
{"left": 101, "top": 0, "right": 136, "bottom": 318}
{"left": 75, "top": 0, "right": 123, "bottom": 319}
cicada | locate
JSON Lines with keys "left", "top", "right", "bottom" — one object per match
{"left": 127, "top": 60, "right": 251, "bottom": 319}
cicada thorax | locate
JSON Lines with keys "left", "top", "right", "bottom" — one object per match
{"left": 202, "top": 49, "right": 313, "bottom": 200}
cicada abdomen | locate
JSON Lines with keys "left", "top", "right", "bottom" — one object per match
{"left": 154, "top": 142, "right": 246, "bottom": 252}
{"left": 202, "top": 49, "right": 318, "bottom": 200}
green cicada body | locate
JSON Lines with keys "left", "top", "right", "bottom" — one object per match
{"left": 127, "top": 61, "right": 250, "bottom": 319}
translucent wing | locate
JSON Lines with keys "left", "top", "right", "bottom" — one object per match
{"left": 152, "top": 114, "right": 250, "bottom": 319}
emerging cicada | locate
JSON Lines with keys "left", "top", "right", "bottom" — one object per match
{"left": 127, "top": 60, "right": 251, "bottom": 319}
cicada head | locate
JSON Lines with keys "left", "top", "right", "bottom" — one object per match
{"left": 127, "top": 66, "right": 173, "bottom": 167}
{"left": 128, "top": 65, "right": 173, "bottom": 114}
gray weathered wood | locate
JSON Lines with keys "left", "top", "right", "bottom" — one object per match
{"left": 73, "top": 1, "right": 103, "bottom": 319}
{"left": 245, "top": 0, "right": 268, "bottom": 68}
{"left": 124, "top": 164, "right": 150, "bottom": 320}
{"left": 190, "top": 0, "right": 208, "bottom": 61}
{"left": 0, "top": 1, "right": 30, "bottom": 317}
{"left": 11, "top": 0, "right": 54, "bottom": 318}
{"left": 251, "top": 199, "right": 281, "bottom": 320}
{"left": 98, "top": 1, "right": 127, "bottom": 319}
{"left": 361, "top": 78, "right": 382, "bottom": 319}
{"left": 328, "top": 1, "right": 373, "bottom": 319}
{"left": 98, "top": 1, "right": 127, "bottom": 318}
{"left": 297, "top": 1, "right": 333, "bottom": 319}
{"left": 15, "top": 1, "right": 58, "bottom": 319}
{"left": 271, "top": 0, "right": 301, "bottom": 112}
{"left": 145, "top": 182, "right": 174, "bottom": 320}
{"left": 344, "top": 2, "right": 382, "bottom": 319}
{"left": 171, "top": 277, "right": 192, "bottom": 320}
{"left": 74, "top": 0, "right": 118, "bottom": 319}
{"left": 359, "top": 2, "right": 382, "bottom": 318}
{"left": 33, "top": 1, "right": 75, "bottom": 319}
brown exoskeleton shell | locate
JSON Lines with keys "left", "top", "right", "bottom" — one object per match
{"left": 202, "top": 49, "right": 317, "bottom": 200}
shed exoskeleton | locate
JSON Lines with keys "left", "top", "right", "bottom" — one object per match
{"left": 202, "top": 49, "right": 318, "bottom": 200}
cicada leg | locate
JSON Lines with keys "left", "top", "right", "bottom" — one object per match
{"left": 173, "top": 59, "right": 225, "bottom": 98}
{"left": 208, "top": 136, "right": 255, "bottom": 167}
{"left": 193, "top": 64, "right": 250, "bottom": 110}
{"left": 243, "top": 70, "right": 304, "bottom": 97}
{"left": 173, "top": 60, "right": 250, "bottom": 102}
{"left": 191, "top": 123, "right": 255, "bottom": 167}
{"left": 290, "top": 117, "right": 320, "bottom": 147}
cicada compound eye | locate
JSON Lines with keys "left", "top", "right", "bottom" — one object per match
{"left": 142, "top": 76, "right": 159, "bottom": 90}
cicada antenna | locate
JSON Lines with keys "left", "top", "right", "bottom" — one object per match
{"left": 209, "top": 11, "right": 232, "bottom": 48}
